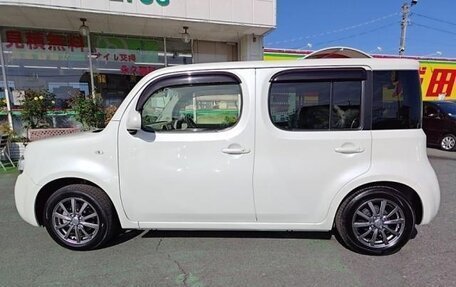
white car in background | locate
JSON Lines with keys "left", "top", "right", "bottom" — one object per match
{"left": 15, "top": 59, "right": 440, "bottom": 255}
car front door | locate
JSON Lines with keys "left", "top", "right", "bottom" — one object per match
{"left": 118, "top": 69, "right": 256, "bottom": 224}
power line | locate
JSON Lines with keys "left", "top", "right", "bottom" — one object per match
{"left": 267, "top": 12, "right": 399, "bottom": 46}
{"left": 406, "top": 36, "right": 455, "bottom": 48}
{"left": 303, "top": 22, "right": 398, "bottom": 49}
{"left": 413, "top": 22, "right": 456, "bottom": 37}
{"left": 413, "top": 13, "right": 456, "bottom": 27}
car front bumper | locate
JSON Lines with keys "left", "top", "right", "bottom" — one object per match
{"left": 15, "top": 173, "right": 40, "bottom": 226}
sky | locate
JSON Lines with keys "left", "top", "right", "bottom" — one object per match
{"left": 265, "top": 0, "right": 456, "bottom": 58}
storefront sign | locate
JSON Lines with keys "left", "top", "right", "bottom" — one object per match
{"left": 4, "top": 30, "right": 87, "bottom": 61}
{"left": 113, "top": 0, "right": 170, "bottom": 7}
{"left": 3, "top": 30, "right": 162, "bottom": 75}
{"left": 120, "top": 65, "right": 155, "bottom": 76}
{"left": 5, "top": 30, "right": 84, "bottom": 52}
{"left": 93, "top": 35, "right": 162, "bottom": 75}
{"left": 420, "top": 61, "right": 456, "bottom": 100}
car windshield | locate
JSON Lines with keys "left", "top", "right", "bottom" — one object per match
{"left": 438, "top": 102, "right": 456, "bottom": 116}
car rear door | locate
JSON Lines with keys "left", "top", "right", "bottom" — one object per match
{"left": 253, "top": 67, "right": 372, "bottom": 224}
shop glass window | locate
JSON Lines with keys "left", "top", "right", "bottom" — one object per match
{"left": 92, "top": 35, "right": 165, "bottom": 107}
{"left": 269, "top": 80, "right": 362, "bottom": 130}
{"left": 141, "top": 84, "right": 241, "bottom": 132}
{"left": 1, "top": 28, "right": 90, "bottom": 134}
{"left": 165, "top": 38, "right": 193, "bottom": 66}
{"left": 2, "top": 28, "right": 91, "bottom": 109}
{"left": 372, "top": 70, "right": 422, "bottom": 129}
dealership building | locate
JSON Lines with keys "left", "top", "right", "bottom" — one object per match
{"left": 0, "top": 0, "right": 276, "bottom": 132}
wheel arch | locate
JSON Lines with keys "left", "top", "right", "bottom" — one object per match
{"left": 35, "top": 177, "right": 121, "bottom": 227}
{"left": 335, "top": 181, "right": 423, "bottom": 225}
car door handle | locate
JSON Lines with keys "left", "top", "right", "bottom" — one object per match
{"left": 222, "top": 147, "right": 251, "bottom": 155}
{"left": 334, "top": 147, "right": 365, "bottom": 154}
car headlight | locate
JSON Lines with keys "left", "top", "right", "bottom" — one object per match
{"left": 18, "top": 155, "right": 25, "bottom": 173}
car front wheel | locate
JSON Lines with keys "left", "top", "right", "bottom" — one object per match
{"left": 335, "top": 186, "right": 415, "bottom": 255}
{"left": 43, "top": 184, "right": 118, "bottom": 250}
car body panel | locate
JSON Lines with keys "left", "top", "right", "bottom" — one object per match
{"left": 14, "top": 123, "right": 138, "bottom": 228}
{"left": 14, "top": 58, "right": 440, "bottom": 234}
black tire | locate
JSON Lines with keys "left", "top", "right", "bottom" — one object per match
{"left": 440, "top": 134, "right": 456, "bottom": 151}
{"left": 43, "top": 184, "right": 119, "bottom": 251}
{"left": 335, "top": 186, "right": 415, "bottom": 255}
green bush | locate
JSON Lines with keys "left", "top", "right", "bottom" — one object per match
{"left": 21, "top": 90, "right": 55, "bottom": 129}
{"left": 69, "top": 95, "right": 105, "bottom": 130}
{"left": 0, "top": 98, "right": 7, "bottom": 110}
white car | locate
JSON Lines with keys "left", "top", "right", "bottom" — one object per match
{"left": 15, "top": 59, "right": 440, "bottom": 255}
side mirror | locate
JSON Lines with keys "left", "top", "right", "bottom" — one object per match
{"left": 126, "top": 110, "right": 141, "bottom": 133}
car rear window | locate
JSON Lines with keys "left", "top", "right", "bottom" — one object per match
{"left": 372, "top": 70, "right": 422, "bottom": 130}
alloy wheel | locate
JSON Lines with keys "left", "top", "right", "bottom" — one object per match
{"left": 351, "top": 199, "right": 405, "bottom": 249}
{"left": 441, "top": 135, "right": 456, "bottom": 151}
{"left": 51, "top": 197, "right": 100, "bottom": 245}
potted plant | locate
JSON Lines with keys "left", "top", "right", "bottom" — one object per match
{"left": 0, "top": 122, "right": 26, "bottom": 160}
{"left": 69, "top": 93, "right": 105, "bottom": 131}
{"left": 21, "top": 90, "right": 80, "bottom": 141}
{"left": 21, "top": 89, "right": 55, "bottom": 129}
{"left": 0, "top": 98, "right": 7, "bottom": 111}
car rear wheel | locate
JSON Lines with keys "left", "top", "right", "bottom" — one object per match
{"left": 335, "top": 186, "right": 415, "bottom": 255}
{"left": 43, "top": 184, "right": 118, "bottom": 250}
{"left": 440, "top": 134, "right": 456, "bottom": 151}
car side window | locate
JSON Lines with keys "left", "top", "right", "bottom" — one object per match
{"left": 269, "top": 81, "right": 331, "bottom": 130}
{"left": 372, "top": 70, "right": 422, "bottom": 129}
{"left": 423, "top": 104, "right": 438, "bottom": 118}
{"left": 269, "top": 69, "right": 364, "bottom": 131}
{"left": 140, "top": 83, "right": 242, "bottom": 132}
{"left": 332, "top": 81, "right": 362, "bottom": 129}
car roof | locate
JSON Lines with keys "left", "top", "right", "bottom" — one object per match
{"left": 424, "top": 101, "right": 456, "bottom": 109}
{"left": 151, "top": 58, "right": 419, "bottom": 76}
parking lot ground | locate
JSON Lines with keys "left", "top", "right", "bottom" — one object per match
{"left": 0, "top": 149, "right": 455, "bottom": 287}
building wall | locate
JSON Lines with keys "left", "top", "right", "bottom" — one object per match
{"left": 0, "top": 0, "right": 276, "bottom": 27}
{"left": 193, "top": 40, "right": 237, "bottom": 63}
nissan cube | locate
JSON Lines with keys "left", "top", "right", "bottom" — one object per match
{"left": 15, "top": 59, "right": 440, "bottom": 255}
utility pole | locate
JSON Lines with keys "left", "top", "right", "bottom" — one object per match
{"left": 399, "top": 0, "right": 418, "bottom": 56}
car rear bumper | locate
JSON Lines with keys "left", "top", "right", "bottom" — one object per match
{"left": 418, "top": 164, "right": 441, "bottom": 225}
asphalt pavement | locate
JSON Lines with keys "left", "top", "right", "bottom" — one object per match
{"left": 0, "top": 148, "right": 455, "bottom": 287}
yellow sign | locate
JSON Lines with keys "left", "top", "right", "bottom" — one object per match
{"left": 420, "top": 61, "right": 456, "bottom": 101}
